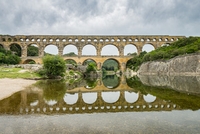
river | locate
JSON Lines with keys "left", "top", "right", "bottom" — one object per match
{"left": 0, "top": 75, "right": 200, "bottom": 134}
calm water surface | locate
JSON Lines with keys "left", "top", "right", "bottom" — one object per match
{"left": 0, "top": 75, "right": 200, "bottom": 134}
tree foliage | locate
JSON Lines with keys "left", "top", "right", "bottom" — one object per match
{"left": 42, "top": 55, "right": 66, "bottom": 78}
{"left": 10, "top": 43, "right": 21, "bottom": 56}
{"left": 0, "top": 47, "right": 20, "bottom": 64}
{"left": 102, "top": 59, "right": 119, "bottom": 71}
{"left": 86, "top": 62, "right": 96, "bottom": 73}
{"left": 66, "top": 59, "right": 77, "bottom": 65}
{"left": 27, "top": 45, "right": 39, "bottom": 56}
{"left": 63, "top": 52, "right": 77, "bottom": 56}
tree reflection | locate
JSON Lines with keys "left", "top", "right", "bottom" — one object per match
{"left": 36, "top": 80, "right": 66, "bottom": 101}
{"left": 127, "top": 76, "right": 200, "bottom": 110}
{"left": 102, "top": 75, "right": 120, "bottom": 89}
{"left": 85, "top": 78, "right": 98, "bottom": 89}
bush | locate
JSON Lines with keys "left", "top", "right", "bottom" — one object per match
{"left": 86, "top": 62, "right": 96, "bottom": 73}
{"left": 42, "top": 55, "right": 66, "bottom": 78}
{"left": 0, "top": 48, "right": 20, "bottom": 64}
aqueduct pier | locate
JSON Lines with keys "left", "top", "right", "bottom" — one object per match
{"left": 0, "top": 35, "right": 185, "bottom": 70}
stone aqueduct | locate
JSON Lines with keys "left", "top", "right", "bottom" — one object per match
{"left": 0, "top": 88, "right": 181, "bottom": 115}
{"left": 0, "top": 35, "right": 185, "bottom": 70}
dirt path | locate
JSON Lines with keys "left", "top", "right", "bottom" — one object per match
{"left": 0, "top": 78, "right": 36, "bottom": 100}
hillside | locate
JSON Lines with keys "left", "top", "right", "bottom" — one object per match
{"left": 127, "top": 37, "right": 200, "bottom": 71}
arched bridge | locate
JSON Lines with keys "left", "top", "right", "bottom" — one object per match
{"left": 0, "top": 35, "right": 185, "bottom": 70}
{"left": 0, "top": 88, "right": 181, "bottom": 115}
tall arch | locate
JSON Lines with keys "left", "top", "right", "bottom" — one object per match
{"left": 82, "top": 93, "right": 97, "bottom": 104}
{"left": 102, "top": 91, "right": 120, "bottom": 103}
{"left": 63, "top": 44, "right": 78, "bottom": 56}
{"left": 64, "top": 93, "right": 78, "bottom": 105}
{"left": 44, "top": 44, "right": 58, "bottom": 55}
{"left": 124, "top": 44, "right": 138, "bottom": 56}
{"left": 142, "top": 44, "right": 155, "bottom": 53}
{"left": 10, "top": 43, "right": 22, "bottom": 56}
{"left": 102, "top": 58, "right": 121, "bottom": 89}
{"left": 27, "top": 44, "right": 39, "bottom": 56}
{"left": 65, "top": 59, "right": 77, "bottom": 65}
{"left": 101, "top": 45, "right": 119, "bottom": 56}
{"left": 82, "top": 59, "right": 97, "bottom": 66}
{"left": 102, "top": 58, "right": 120, "bottom": 71}
{"left": 82, "top": 44, "right": 97, "bottom": 56}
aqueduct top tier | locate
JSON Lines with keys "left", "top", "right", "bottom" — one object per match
{"left": 0, "top": 35, "right": 185, "bottom": 58}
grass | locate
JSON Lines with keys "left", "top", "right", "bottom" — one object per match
{"left": 0, "top": 66, "right": 41, "bottom": 79}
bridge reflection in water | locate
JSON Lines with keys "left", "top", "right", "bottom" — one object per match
{"left": 3, "top": 76, "right": 198, "bottom": 115}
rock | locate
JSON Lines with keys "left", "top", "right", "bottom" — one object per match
{"left": 137, "top": 54, "right": 200, "bottom": 75}
{"left": 8, "top": 64, "right": 43, "bottom": 71}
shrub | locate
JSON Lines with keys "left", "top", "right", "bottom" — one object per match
{"left": 42, "top": 55, "right": 66, "bottom": 78}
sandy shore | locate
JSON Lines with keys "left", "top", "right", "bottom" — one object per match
{"left": 0, "top": 78, "right": 36, "bottom": 100}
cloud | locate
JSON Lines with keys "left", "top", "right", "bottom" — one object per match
{"left": 0, "top": 0, "right": 199, "bottom": 36}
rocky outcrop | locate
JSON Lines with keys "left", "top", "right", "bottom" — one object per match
{"left": 137, "top": 53, "right": 200, "bottom": 75}
{"left": 8, "top": 64, "right": 43, "bottom": 71}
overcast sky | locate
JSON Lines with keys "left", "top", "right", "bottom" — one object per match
{"left": 1, "top": 0, "right": 200, "bottom": 54}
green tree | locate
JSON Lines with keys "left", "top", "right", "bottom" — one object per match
{"left": 86, "top": 62, "right": 96, "bottom": 73}
{"left": 0, "top": 48, "right": 20, "bottom": 64}
{"left": 42, "top": 55, "right": 66, "bottom": 78}
{"left": 10, "top": 44, "right": 21, "bottom": 56}
{"left": 27, "top": 45, "right": 39, "bottom": 56}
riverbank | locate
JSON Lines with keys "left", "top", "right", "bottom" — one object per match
{"left": 137, "top": 53, "right": 200, "bottom": 76}
{"left": 0, "top": 78, "right": 36, "bottom": 100}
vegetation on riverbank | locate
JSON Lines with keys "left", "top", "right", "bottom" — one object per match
{"left": 127, "top": 37, "right": 200, "bottom": 71}
{"left": 38, "top": 55, "right": 66, "bottom": 79}
{"left": 0, "top": 66, "right": 41, "bottom": 79}
{"left": 0, "top": 48, "right": 20, "bottom": 65}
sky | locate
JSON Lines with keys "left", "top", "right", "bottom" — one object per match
{"left": 1, "top": 0, "right": 200, "bottom": 54}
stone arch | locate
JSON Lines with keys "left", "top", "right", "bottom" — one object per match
{"left": 143, "top": 94, "right": 156, "bottom": 103}
{"left": 13, "top": 38, "right": 17, "bottom": 42}
{"left": 27, "top": 43, "right": 39, "bottom": 56}
{"left": 102, "top": 58, "right": 121, "bottom": 89}
{"left": 23, "top": 59, "right": 36, "bottom": 64}
{"left": 63, "top": 44, "right": 78, "bottom": 56}
{"left": 9, "top": 43, "right": 22, "bottom": 56}
{"left": 64, "top": 93, "right": 78, "bottom": 105}
{"left": 101, "top": 44, "right": 119, "bottom": 56}
{"left": 102, "top": 58, "right": 121, "bottom": 70}
{"left": 124, "top": 44, "right": 138, "bottom": 56}
{"left": 82, "top": 44, "right": 97, "bottom": 56}
{"left": 102, "top": 75, "right": 121, "bottom": 89}
{"left": 161, "top": 43, "right": 170, "bottom": 47}
{"left": 82, "top": 93, "right": 97, "bottom": 104}
{"left": 142, "top": 43, "right": 155, "bottom": 53}
{"left": 84, "top": 78, "right": 98, "bottom": 89}
{"left": 82, "top": 58, "right": 97, "bottom": 66}
{"left": 8, "top": 38, "right": 12, "bottom": 42}
{"left": 102, "top": 91, "right": 120, "bottom": 103}
{"left": 65, "top": 59, "right": 77, "bottom": 65}
{"left": 44, "top": 44, "right": 59, "bottom": 55}
{"left": 44, "top": 100, "right": 57, "bottom": 106}
{"left": 125, "top": 91, "right": 138, "bottom": 103}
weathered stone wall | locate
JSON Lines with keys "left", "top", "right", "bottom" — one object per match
{"left": 137, "top": 53, "right": 200, "bottom": 75}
